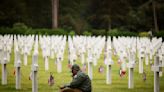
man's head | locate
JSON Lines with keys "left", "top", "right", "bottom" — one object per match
{"left": 71, "top": 64, "right": 80, "bottom": 76}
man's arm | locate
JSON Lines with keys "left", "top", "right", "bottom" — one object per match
{"left": 68, "top": 74, "right": 86, "bottom": 88}
{"left": 60, "top": 84, "right": 70, "bottom": 89}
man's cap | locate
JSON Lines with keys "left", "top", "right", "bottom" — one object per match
{"left": 71, "top": 64, "right": 80, "bottom": 71}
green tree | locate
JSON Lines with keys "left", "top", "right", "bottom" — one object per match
{"left": 59, "top": 0, "right": 89, "bottom": 34}
{"left": 86, "top": 0, "right": 130, "bottom": 31}
{"left": 0, "top": 0, "right": 28, "bottom": 27}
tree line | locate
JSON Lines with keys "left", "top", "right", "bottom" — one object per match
{"left": 0, "top": 0, "right": 164, "bottom": 34}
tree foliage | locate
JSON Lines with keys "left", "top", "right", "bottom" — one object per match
{"left": 0, "top": 0, "right": 164, "bottom": 33}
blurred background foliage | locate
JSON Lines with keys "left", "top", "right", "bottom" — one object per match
{"left": 0, "top": 0, "right": 164, "bottom": 36}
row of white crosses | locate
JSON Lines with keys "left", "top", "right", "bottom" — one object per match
{"left": 0, "top": 34, "right": 163, "bottom": 92}
{"left": 4, "top": 35, "right": 13, "bottom": 62}
{"left": 68, "top": 36, "right": 78, "bottom": 65}
{"left": 13, "top": 35, "right": 35, "bottom": 89}
{"left": 0, "top": 34, "right": 35, "bottom": 89}
{"left": 0, "top": 35, "right": 13, "bottom": 63}
{"left": 113, "top": 36, "right": 164, "bottom": 91}
{"left": 137, "top": 37, "right": 152, "bottom": 73}
{"left": 14, "top": 35, "right": 39, "bottom": 91}
{"left": 18, "top": 35, "right": 164, "bottom": 92}
{"left": 86, "top": 36, "right": 105, "bottom": 66}
{"left": 93, "top": 36, "right": 105, "bottom": 66}
{"left": 73, "top": 36, "right": 87, "bottom": 64}
{"left": 0, "top": 35, "right": 13, "bottom": 85}
{"left": 137, "top": 37, "right": 162, "bottom": 66}
{"left": 137, "top": 37, "right": 163, "bottom": 92}
{"left": 105, "top": 36, "right": 136, "bottom": 85}
{"left": 50, "top": 36, "right": 66, "bottom": 61}
{"left": 113, "top": 37, "right": 136, "bottom": 88}
{"left": 54, "top": 36, "right": 66, "bottom": 73}
{"left": 135, "top": 37, "right": 163, "bottom": 74}
{"left": 39, "top": 35, "right": 66, "bottom": 72}
{"left": 68, "top": 36, "right": 106, "bottom": 80}
{"left": 16, "top": 35, "right": 34, "bottom": 66}
{"left": 113, "top": 37, "right": 129, "bottom": 72}
{"left": 22, "top": 35, "right": 35, "bottom": 66}
{"left": 39, "top": 35, "right": 51, "bottom": 71}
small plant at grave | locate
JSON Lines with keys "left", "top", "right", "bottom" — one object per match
{"left": 83, "top": 31, "right": 92, "bottom": 36}
{"left": 139, "top": 32, "right": 149, "bottom": 37}
{"left": 108, "top": 28, "right": 137, "bottom": 37}
{"left": 69, "top": 31, "right": 75, "bottom": 37}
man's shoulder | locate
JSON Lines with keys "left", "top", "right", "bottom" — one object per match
{"left": 77, "top": 71, "right": 87, "bottom": 78}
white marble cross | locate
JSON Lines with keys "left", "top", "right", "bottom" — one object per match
{"left": 56, "top": 50, "right": 62, "bottom": 73}
{"left": 127, "top": 49, "right": 135, "bottom": 89}
{"left": 1, "top": 47, "right": 8, "bottom": 85}
{"left": 87, "top": 50, "right": 93, "bottom": 80}
{"left": 32, "top": 48, "right": 39, "bottom": 92}
{"left": 24, "top": 47, "right": 28, "bottom": 66}
{"left": 106, "top": 50, "right": 114, "bottom": 84}
{"left": 14, "top": 47, "right": 21, "bottom": 89}
{"left": 151, "top": 52, "right": 162, "bottom": 92}
{"left": 139, "top": 47, "right": 144, "bottom": 74}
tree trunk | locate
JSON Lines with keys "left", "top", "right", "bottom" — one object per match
{"left": 52, "top": 0, "right": 58, "bottom": 29}
{"left": 152, "top": 0, "right": 159, "bottom": 32}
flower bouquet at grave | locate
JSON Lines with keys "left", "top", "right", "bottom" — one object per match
{"left": 68, "top": 63, "right": 72, "bottom": 69}
{"left": 48, "top": 72, "right": 55, "bottom": 86}
{"left": 13, "top": 69, "right": 16, "bottom": 76}
{"left": 117, "top": 59, "right": 121, "bottom": 65}
{"left": 119, "top": 66, "right": 126, "bottom": 78}
{"left": 98, "top": 65, "right": 104, "bottom": 73}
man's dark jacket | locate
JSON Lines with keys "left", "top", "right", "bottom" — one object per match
{"left": 66, "top": 71, "right": 92, "bottom": 92}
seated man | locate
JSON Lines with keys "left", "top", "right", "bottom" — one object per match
{"left": 60, "top": 64, "right": 92, "bottom": 92}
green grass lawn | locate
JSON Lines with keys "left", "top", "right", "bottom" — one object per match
{"left": 0, "top": 44, "right": 164, "bottom": 92}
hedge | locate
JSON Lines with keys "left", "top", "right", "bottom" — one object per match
{"left": 108, "top": 29, "right": 138, "bottom": 37}
{"left": 0, "top": 27, "right": 68, "bottom": 35}
{"left": 0, "top": 23, "right": 163, "bottom": 38}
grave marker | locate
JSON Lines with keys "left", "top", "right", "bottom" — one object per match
{"left": 32, "top": 50, "right": 38, "bottom": 92}
{"left": 2, "top": 49, "right": 7, "bottom": 85}
{"left": 106, "top": 51, "right": 113, "bottom": 84}
{"left": 14, "top": 49, "right": 21, "bottom": 89}
{"left": 139, "top": 47, "right": 144, "bottom": 74}
{"left": 127, "top": 50, "right": 135, "bottom": 89}
{"left": 151, "top": 52, "right": 162, "bottom": 92}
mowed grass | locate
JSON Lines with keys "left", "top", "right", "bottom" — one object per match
{"left": 0, "top": 44, "right": 164, "bottom": 92}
